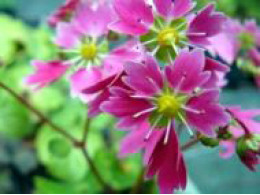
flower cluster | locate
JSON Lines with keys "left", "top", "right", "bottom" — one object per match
{"left": 26, "top": 0, "right": 260, "bottom": 193}
{"left": 216, "top": 19, "right": 260, "bottom": 87}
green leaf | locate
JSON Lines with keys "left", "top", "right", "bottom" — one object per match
{"left": 30, "top": 86, "right": 66, "bottom": 112}
{"left": 0, "top": 91, "right": 31, "bottom": 138}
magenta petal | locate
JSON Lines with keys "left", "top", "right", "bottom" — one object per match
{"left": 189, "top": 4, "right": 226, "bottom": 36}
{"left": 114, "top": 0, "right": 153, "bottom": 24}
{"left": 73, "top": 2, "right": 114, "bottom": 37}
{"left": 119, "top": 127, "right": 147, "bottom": 157}
{"left": 48, "top": 0, "right": 80, "bottom": 27}
{"left": 101, "top": 94, "right": 152, "bottom": 117}
{"left": 219, "top": 140, "right": 236, "bottom": 159}
{"left": 171, "top": 0, "right": 193, "bottom": 19}
{"left": 123, "top": 61, "right": 162, "bottom": 96}
{"left": 202, "top": 57, "right": 229, "bottom": 88}
{"left": 109, "top": 20, "right": 149, "bottom": 35}
{"left": 25, "top": 60, "right": 68, "bottom": 90}
{"left": 165, "top": 49, "right": 210, "bottom": 93}
{"left": 70, "top": 68, "right": 103, "bottom": 102}
{"left": 226, "top": 107, "right": 260, "bottom": 134}
{"left": 188, "top": 4, "right": 226, "bottom": 47}
{"left": 55, "top": 22, "right": 80, "bottom": 49}
{"left": 186, "top": 90, "right": 230, "bottom": 137}
{"left": 146, "top": 128, "right": 187, "bottom": 193}
{"left": 88, "top": 89, "right": 110, "bottom": 118}
{"left": 153, "top": 0, "right": 173, "bottom": 17}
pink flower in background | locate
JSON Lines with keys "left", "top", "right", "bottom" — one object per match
{"left": 102, "top": 49, "right": 229, "bottom": 137}
{"left": 211, "top": 19, "right": 260, "bottom": 64}
{"left": 27, "top": 0, "right": 147, "bottom": 118}
{"left": 202, "top": 58, "right": 230, "bottom": 89}
{"left": 75, "top": 40, "right": 145, "bottom": 117}
{"left": 120, "top": 122, "right": 186, "bottom": 193}
{"left": 109, "top": 0, "right": 226, "bottom": 61}
{"left": 219, "top": 107, "right": 260, "bottom": 171}
{"left": 48, "top": 0, "right": 80, "bottom": 27}
{"left": 25, "top": 60, "right": 69, "bottom": 90}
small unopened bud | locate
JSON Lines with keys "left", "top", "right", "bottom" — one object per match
{"left": 200, "top": 136, "right": 219, "bottom": 148}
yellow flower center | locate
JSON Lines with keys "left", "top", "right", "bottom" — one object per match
{"left": 156, "top": 93, "right": 182, "bottom": 118}
{"left": 80, "top": 43, "right": 97, "bottom": 60}
{"left": 157, "top": 28, "right": 180, "bottom": 46}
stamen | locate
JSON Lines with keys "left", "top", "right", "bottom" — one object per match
{"left": 142, "top": 39, "right": 157, "bottom": 46}
{"left": 133, "top": 107, "right": 157, "bottom": 118}
{"left": 174, "top": 75, "right": 186, "bottom": 95}
{"left": 131, "top": 95, "right": 156, "bottom": 101}
{"left": 175, "top": 22, "right": 187, "bottom": 31}
{"left": 151, "top": 45, "right": 160, "bottom": 56}
{"left": 164, "top": 120, "right": 172, "bottom": 145}
{"left": 182, "top": 106, "right": 202, "bottom": 114}
{"left": 167, "top": 51, "right": 174, "bottom": 64}
{"left": 171, "top": 41, "right": 179, "bottom": 55}
{"left": 150, "top": 25, "right": 160, "bottom": 33}
{"left": 68, "top": 56, "right": 82, "bottom": 64}
{"left": 187, "top": 32, "right": 207, "bottom": 37}
{"left": 144, "top": 115, "right": 163, "bottom": 141}
{"left": 156, "top": 17, "right": 164, "bottom": 29}
{"left": 178, "top": 113, "right": 194, "bottom": 137}
{"left": 147, "top": 77, "right": 161, "bottom": 93}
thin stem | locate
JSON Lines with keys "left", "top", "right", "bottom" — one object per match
{"left": 0, "top": 81, "right": 114, "bottom": 192}
{"left": 81, "top": 148, "right": 113, "bottom": 192}
{"left": 81, "top": 115, "right": 114, "bottom": 192}
{"left": 0, "top": 82, "right": 78, "bottom": 144}
{"left": 82, "top": 116, "right": 91, "bottom": 144}
{"left": 181, "top": 136, "right": 200, "bottom": 151}
{"left": 225, "top": 109, "right": 251, "bottom": 135}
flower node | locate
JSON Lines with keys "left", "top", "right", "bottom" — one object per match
{"left": 80, "top": 43, "right": 97, "bottom": 60}
{"left": 157, "top": 28, "right": 180, "bottom": 46}
{"left": 156, "top": 93, "right": 182, "bottom": 117}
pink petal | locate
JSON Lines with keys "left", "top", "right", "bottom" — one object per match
{"left": 109, "top": 20, "right": 149, "bottom": 35}
{"left": 25, "top": 60, "right": 68, "bottom": 90}
{"left": 186, "top": 90, "right": 230, "bottom": 137}
{"left": 70, "top": 68, "right": 103, "bottom": 102}
{"left": 153, "top": 0, "right": 173, "bottom": 17}
{"left": 171, "top": 0, "right": 194, "bottom": 19}
{"left": 165, "top": 49, "right": 210, "bottom": 93}
{"left": 146, "top": 128, "right": 187, "bottom": 193}
{"left": 219, "top": 140, "right": 236, "bottom": 159}
{"left": 55, "top": 22, "right": 80, "bottom": 49}
{"left": 73, "top": 2, "right": 114, "bottom": 37}
{"left": 114, "top": 0, "right": 153, "bottom": 24}
{"left": 188, "top": 4, "right": 226, "bottom": 47}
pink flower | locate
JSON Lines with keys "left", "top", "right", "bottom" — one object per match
{"left": 202, "top": 58, "right": 230, "bottom": 89}
{"left": 109, "top": 0, "right": 226, "bottom": 61}
{"left": 102, "top": 49, "right": 229, "bottom": 137}
{"left": 120, "top": 122, "right": 186, "bottom": 193}
{"left": 211, "top": 19, "right": 260, "bottom": 64}
{"left": 219, "top": 107, "right": 260, "bottom": 171}
{"left": 48, "top": 0, "right": 80, "bottom": 27}
{"left": 77, "top": 40, "right": 145, "bottom": 117}
{"left": 25, "top": 60, "right": 69, "bottom": 90}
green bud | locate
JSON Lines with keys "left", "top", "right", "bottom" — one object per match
{"left": 200, "top": 136, "right": 219, "bottom": 148}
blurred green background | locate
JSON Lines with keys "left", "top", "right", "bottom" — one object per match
{"left": 0, "top": 0, "right": 259, "bottom": 194}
